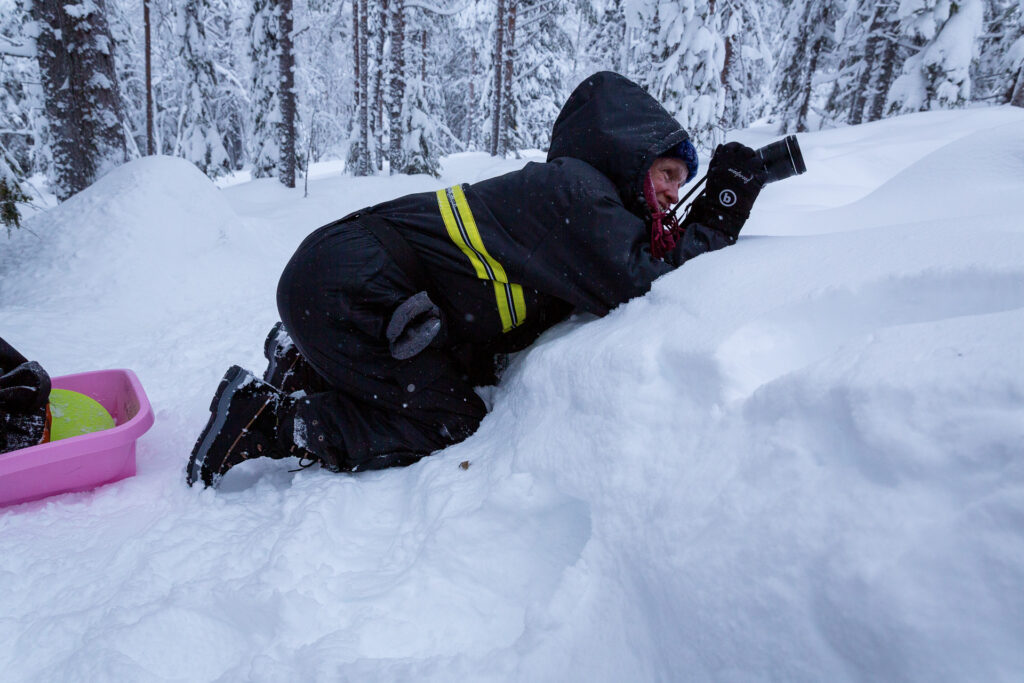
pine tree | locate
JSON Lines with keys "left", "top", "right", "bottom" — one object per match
{"left": 866, "top": 5, "right": 904, "bottom": 121}
{"left": 249, "top": 0, "right": 281, "bottom": 178}
{"left": 399, "top": 13, "right": 446, "bottom": 176}
{"left": 291, "top": 0, "right": 352, "bottom": 174}
{"left": 32, "top": 0, "right": 128, "bottom": 200}
{"left": 586, "top": 0, "right": 629, "bottom": 75}
{"left": 105, "top": 0, "right": 144, "bottom": 159}
{"left": 499, "top": 0, "right": 518, "bottom": 157}
{"left": 999, "top": 0, "right": 1023, "bottom": 106}
{"left": 976, "top": 0, "right": 1024, "bottom": 106}
{"left": 178, "top": 0, "right": 230, "bottom": 177}
{"left": 514, "top": 0, "right": 572, "bottom": 149}
{"left": 888, "top": 0, "right": 985, "bottom": 112}
{"left": 0, "top": 0, "right": 44, "bottom": 187}
{"left": 773, "top": 0, "right": 839, "bottom": 133}
{"left": 372, "top": 0, "right": 388, "bottom": 171}
{"left": 351, "top": 0, "right": 374, "bottom": 175}
{"left": 387, "top": 0, "right": 407, "bottom": 172}
{"left": 441, "top": 2, "right": 491, "bottom": 151}
{"left": 1, "top": 146, "right": 31, "bottom": 230}
{"left": 627, "top": 0, "right": 658, "bottom": 83}
{"left": 836, "top": 0, "right": 889, "bottom": 125}
{"left": 347, "top": 0, "right": 363, "bottom": 169}
{"left": 143, "top": 0, "right": 178, "bottom": 156}
{"left": 649, "top": 0, "right": 726, "bottom": 147}
{"left": 490, "top": 0, "right": 506, "bottom": 156}
{"left": 209, "top": 0, "right": 251, "bottom": 169}
{"left": 719, "top": 0, "right": 772, "bottom": 132}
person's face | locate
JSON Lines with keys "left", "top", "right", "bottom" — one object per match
{"left": 648, "top": 157, "right": 689, "bottom": 211}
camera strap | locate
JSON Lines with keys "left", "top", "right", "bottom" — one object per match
{"left": 664, "top": 173, "right": 707, "bottom": 227}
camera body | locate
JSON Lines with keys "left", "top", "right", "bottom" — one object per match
{"left": 755, "top": 135, "right": 806, "bottom": 184}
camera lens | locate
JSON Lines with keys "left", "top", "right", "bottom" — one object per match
{"left": 756, "top": 135, "right": 807, "bottom": 184}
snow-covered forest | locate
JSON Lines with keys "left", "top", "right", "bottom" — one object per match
{"left": 2, "top": 0, "right": 1023, "bottom": 223}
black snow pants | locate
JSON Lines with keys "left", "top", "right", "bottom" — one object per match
{"left": 276, "top": 218, "right": 488, "bottom": 472}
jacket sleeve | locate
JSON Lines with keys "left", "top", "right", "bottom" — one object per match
{"left": 664, "top": 220, "right": 736, "bottom": 268}
{"left": 663, "top": 192, "right": 745, "bottom": 266}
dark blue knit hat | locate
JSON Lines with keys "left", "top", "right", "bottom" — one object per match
{"left": 658, "top": 139, "right": 699, "bottom": 184}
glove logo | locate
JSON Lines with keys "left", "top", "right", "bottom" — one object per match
{"left": 728, "top": 169, "right": 754, "bottom": 183}
{"left": 719, "top": 189, "right": 737, "bottom": 208}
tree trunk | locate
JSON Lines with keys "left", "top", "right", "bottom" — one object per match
{"left": 1011, "top": 67, "right": 1024, "bottom": 108}
{"left": 467, "top": 47, "right": 477, "bottom": 148}
{"left": 388, "top": 0, "right": 405, "bottom": 173}
{"left": 849, "top": 5, "right": 884, "bottom": 126}
{"left": 795, "top": 43, "right": 820, "bottom": 132}
{"left": 144, "top": 0, "right": 155, "bottom": 155}
{"left": 347, "top": 0, "right": 362, "bottom": 170}
{"left": 868, "top": 32, "right": 899, "bottom": 121}
{"left": 357, "top": 0, "right": 372, "bottom": 175}
{"left": 279, "top": 0, "right": 296, "bottom": 187}
{"left": 490, "top": 0, "right": 505, "bottom": 156}
{"left": 32, "top": 0, "right": 127, "bottom": 200}
{"left": 499, "top": 0, "right": 517, "bottom": 157}
{"left": 374, "top": 0, "right": 388, "bottom": 170}
{"left": 352, "top": 0, "right": 361, "bottom": 130}
{"left": 721, "top": 34, "right": 733, "bottom": 88}
{"left": 421, "top": 29, "right": 427, "bottom": 82}
{"left": 776, "top": 0, "right": 814, "bottom": 134}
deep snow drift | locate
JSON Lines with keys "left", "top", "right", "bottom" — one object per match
{"left": 2, "top": 107, "right": 1023, "bottom": 681}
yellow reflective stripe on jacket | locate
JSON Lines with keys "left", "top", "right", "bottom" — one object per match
{"left": 436, "top": 185, "right": 527, "bottom": 333}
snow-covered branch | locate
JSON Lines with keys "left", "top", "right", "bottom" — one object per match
{"left": 0, "top": 34, "right": 35, "bottom": 58}
{"left": 404, "top": 0, "right": 472, "bottom": 16}
{"left": 518, "top": 0, "right": 561, "bottom": 27}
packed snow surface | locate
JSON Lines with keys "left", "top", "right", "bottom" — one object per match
{"left": 2, "top": 107, "right": 1024, "bottom": 681}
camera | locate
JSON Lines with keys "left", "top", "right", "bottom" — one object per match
{"left": 756, "top": 135, "right": 806, "bottom": 184}
{"left": 664, "top": 134, "right": 808, "bottom": 226}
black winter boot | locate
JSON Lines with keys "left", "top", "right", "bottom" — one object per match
{"left": 262, "top": 322, "right": 329, "bottom": 395}
{"left": 187, "top": 365, "right": 305, "bottom": 488}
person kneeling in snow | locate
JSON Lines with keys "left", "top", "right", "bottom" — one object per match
{"left": 186, "top": 71, "right": 768, "bottom": 488}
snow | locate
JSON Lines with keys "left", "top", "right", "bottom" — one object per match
{"left": 3, "top": 107, "right": 1024, "bottom": 680}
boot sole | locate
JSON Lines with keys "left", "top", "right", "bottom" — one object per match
{"left": 263, "top": 322, "right": 287, "bottom": 385}
{"left": 263, "top": 322, "right": 286, "bottom": 362}
{"left": 186, "top": 365, "right": 250, "bottom": 487}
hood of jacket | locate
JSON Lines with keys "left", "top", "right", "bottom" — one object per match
{"left": 546, "top": 71, "right": 691, "bottom": 217}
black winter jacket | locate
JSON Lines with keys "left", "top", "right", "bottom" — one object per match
{"left": 304, "top": 72, "right": 733, "bottom": 357}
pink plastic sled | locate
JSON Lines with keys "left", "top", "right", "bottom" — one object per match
{"left": 0, "top": 369, "right": 154, "bottom": 508}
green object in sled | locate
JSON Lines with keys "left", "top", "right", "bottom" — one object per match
{"left": 48, "top": 388, "right": 116, "bottom": 441}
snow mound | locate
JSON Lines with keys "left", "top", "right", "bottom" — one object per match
{"left": 842, "top": 119, "right": 1024, "bottom": 227}
{"left": 1, "top": 156, "right": 235, "bottom": 307}
{"left": 773, "top": 119, "right": 1024, "bottom": 235}
{"left": 741, "top": 105, "right": 1024, "bottom": 230}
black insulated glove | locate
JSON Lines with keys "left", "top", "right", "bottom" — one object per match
{"left": 690, "top": 142, "right": 767, "bottom": 240}
{"left": 0, "top": 360, "right": 51, "bottom": 412}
